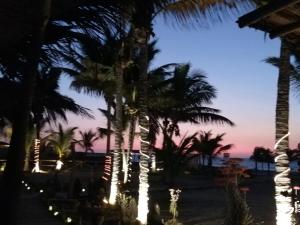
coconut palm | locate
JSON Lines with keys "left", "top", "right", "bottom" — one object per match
{"left": 250, "top": 146, "right": 273, "bottom": 171}
{"left": 0, "top": 2, "right": 124, "bottom": 223}
{"left": 150, "top": 63, "right": 234, "bottom": 142}
{"left": 162, "top": 132, "right": 200, "bottom": 185}
{"left": 193, "top": 131, "right": 233, "bottom": 168}
{"left": 77, "top": 129, "right": 99, "bottom": 154}
{"left": 265, "top": 39, "right": 296, "bottom": 224}
{"left": 129, "top": 1, "right": 249, "bottom": 219}
{"left": 47, "top": 124, "right": 78, "bottom": 170}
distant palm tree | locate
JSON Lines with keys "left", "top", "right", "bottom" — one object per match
{"left": 250, "top": 146, "right": 273, "bottom": 171}
{"left": 193, "top": 131, "right": 232, "bottom": 167}
{"left": 47, "top": 124, "right": 77, "bottom": 170}
{"left": 162, "top": 132, "right": 199, "bottom": 185}
{"left": 77, "top": 129, "right": 99, "bottom": 154}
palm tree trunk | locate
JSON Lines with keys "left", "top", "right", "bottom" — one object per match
{"left": 108, "top": 46, "right": 124, "bottom": 205}
{"left": 106, "top": 98, "right": 112, "bottom": 154}
{"left": 0, "top": 1, "right": 51, "bottom": 224}
{"left": 274, "top": 38, "right": 294, "bottom": 225}
{"left": 135, "top": 27, "right": 150, "bottom": 225}
{"left": 32, "top": 122, "right": 41, "bottom": 172}
{"left": 23, "top": 145, "right": 31, "bottom": 172}
{"left": 124, "top": 114, "right": 136, "bottom": 183}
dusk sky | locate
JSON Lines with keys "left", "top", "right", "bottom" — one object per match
{"left": 59, "top": 13, "right": 300, "bottom": 158}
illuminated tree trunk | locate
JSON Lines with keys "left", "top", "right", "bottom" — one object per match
{"left": 274, "top": 38, "right": 294, "bottom": 225}
{"left": 108, "top": 48, "right": 124, "bottom": 205}
{"left": 124, "top": 113, "right": 136, "bottom": 183}
{"left": 106, "top": 98, "right": 112, "bottom": 154}
{"left": 23, "top": 145, "right": 31, "bottom": 172}
{"left": 135, "top": 27, "right": 150, "bottom": 225}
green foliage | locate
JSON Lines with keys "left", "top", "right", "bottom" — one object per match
{"left": 223, "top": 184, "right": 254, "bottom": 225}
{"left": 47, "top": 123, "right": 77, "bottom": 159}
{"left": 117, "top": 193, "right": 138, "bottom": 225}
{"left": 164, "top": 189, "right": 182, "bottom": 225}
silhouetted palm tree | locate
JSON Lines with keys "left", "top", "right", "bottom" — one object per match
{"left": 47, "top": 124, "right": 77, "bottom": 170}
{"left": 250, "top": 146, "right": 273, "bottom": 171}
{"left": 265, "top": 39, "right": 296, "bottom": 223}
{"left": 77, "top": 129, "right": 99, "bottom": 154}
{"left": 162, "top": 132, "right": 199, "bottom": 185}
{"left": 193, "top": 131, "right": 233, "bottom": 167}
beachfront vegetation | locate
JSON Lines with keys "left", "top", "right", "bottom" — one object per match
{"left": 1, "top": 1, "right": 299, "bottom": 225}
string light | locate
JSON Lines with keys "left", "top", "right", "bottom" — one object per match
{"left": 55, "top": 160, "right": 64, "bottom": 170}
{"left": 48, "top": 205, "right": 53, "bottom": 211}
{"left": 137, "top": 115, "right": 150, "bottom": 225}
{"left": 273, "top": 132, "right": 295, "bottom": 225}
{"left": 102, "top": 155, "right": 111, "bottom": 181}
{"left": 32, "top": 139, "right": 41, "bottom": 173}
{"left": 53, "top": 211, "right": 59, "bottom": 216}
{"left": 66, "top": 217, "right": 72, "bottom": 223}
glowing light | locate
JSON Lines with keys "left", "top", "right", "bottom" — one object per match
{"left": 21, "top": 180, "right": 24, "bottom": 184}
{"left": 151, "top": 153, "right": 156, "bottom": 172}
{"left": 109, "top": 140, "right": 121, "bottom": 204}
{"left": 102, "top": 155, "right": 112, "bottom": 181}
{"left": 274, "top": 132, "right": 295, "bottom": 225}
{"left": 137, "top": 115, "right": 150, "bottom": 225}
{"left": 27, "top": 186, "right": 31, "bottom": 190}
{"left": 32, "top": 139, "right": 41, "bottom": 173}
{"left": 103, "top": 197, "right": 108, "bottom": 204}
{"left": 40, "top": 189, "right": 44, "bottom": 193}
{"left": 25, "top": 183, "right": 28, "bottom": 187}
{"left": 66, "top": 217, "right": 72, "bottom": 223}
{"left": 55, "top": 160, "right": 63, "bottom": 170}
{"left": 81, "top": 188, "right": 86, "bottom": 192}
{"left": 48, "top": 205, "right": 53, "bottom": 211}
{"left": 53, "top": 211, "right": 59, "bottom": 216}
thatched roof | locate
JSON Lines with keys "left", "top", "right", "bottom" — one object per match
{"left": 237, "top": 0, "right": 300, "bottom": 44}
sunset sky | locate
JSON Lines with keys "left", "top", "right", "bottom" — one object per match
{"left": 59, "top": 14, "right": 300, "bottom": 158}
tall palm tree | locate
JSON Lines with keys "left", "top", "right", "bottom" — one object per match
{"left": 0, "top": 1, "right": 124, "bottom": 224}
{"left": 129, "top": 2, "right": 249, "bottom": 221}
{"left": 150, "top": 63, "right": 234, "bottom": 141}
{"left": 47, "top": 124, "right": 78, "bottom": 170}
{"left": 77, "top": 129, "right": 99, "bottom": 154}
{"left": 193, "top": 131, "right": 232, "bottom": 167}
{"left": 265, "top": 39, "right": 295, "bottom": 224}
{"left": 71, "top": 60, "right": 116, "bottom": 154}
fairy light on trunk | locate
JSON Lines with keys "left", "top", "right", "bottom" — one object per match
{"left": 274, "top": 132, "right": 295, "bottom": 225}
{"left": 137, "top": 115, "right": 150, "bottom": 225}
{"left": 102, "top": 155, "right": 112, "bottom": 181}
{"left": 32, "top": 139, "right": 41, "bottom": 173}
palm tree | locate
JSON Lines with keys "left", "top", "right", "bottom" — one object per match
{"left": 250, "top": 146, "right": 273, "bottom": 171}
{"left": 23, "top": 125, "right": 36, "bottom": 172}
{"left": 129, "top": 2, "right": 249, "bottom": 221}
{"left": 150, "top": 64, "right": 234, "bottom": 141}
{"left": 193, "top": 131, "right": 232, "bottom": 167}
{"left": 0, "top": 1, "right": 123, "bottom": 224}
{"left": 71, "top": 60, "right": 116, "bottom": 154}
{"left": 162, "top": 132, "right": 200, "bottom": 185}
{"left": 265, "top": 39, "right": 295, "bottom": 224}
{"left": 47, "top": 124, "right": 78, "bottom": 170}
{"left": 77, "top": 129, "right": 99, "bottom": 154}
